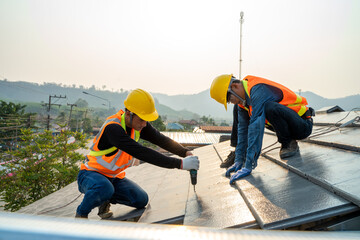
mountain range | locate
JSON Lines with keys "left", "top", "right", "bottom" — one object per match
{"left": 1, "top": 79, "right": 359, "bottom": 122}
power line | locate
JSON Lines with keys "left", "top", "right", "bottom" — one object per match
{"left": 43, "top": 95, "right": 67, "bottom": 130}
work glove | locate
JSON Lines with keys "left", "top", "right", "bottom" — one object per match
{"left": 225, "top": 161, "right": 243, "bottom": 177}
{"left": 181, "top": 156, "right": 199, "bottom": 170}
{"left": 229, "top": 168, "right": 251, "bottom": 185}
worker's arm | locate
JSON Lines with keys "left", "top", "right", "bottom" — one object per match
{"left": 234, "top": 107, "right": 250, "bottom": 165}
{"left": 140, "top": 122, "right": 190, "bottom": 158}
{"left": 99, "top": 124, "right": 182, "bottom": 169}
{"left": 243, "top": 84, "right": 282, "bottom": 170}
{"left": 225, "top": 107, "right": 249, "bottom": 178}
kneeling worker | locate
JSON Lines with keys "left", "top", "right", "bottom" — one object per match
{"left": 76, "top": 89, "right": 199, "bottom": 218}
{"left": 210, "top": 75, "right": 313, "bottom": 184}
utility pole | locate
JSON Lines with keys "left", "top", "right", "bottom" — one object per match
{"left": 239, "top": 11, "right": 244, "bottom": 79}
{"left": 43, "top": 95, "right": 66, "bottom": 130}
{"left": 67, "top": 103, "right": 77, "bottom": 127}
{"left": 76, "top": 109, "right": 92, "bottom": 132}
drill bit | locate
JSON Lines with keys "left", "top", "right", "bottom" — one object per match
{"left": 190, "top": 169, "right": 197, "bottom": 192}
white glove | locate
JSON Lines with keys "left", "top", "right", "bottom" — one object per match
{"left": 181, "top": 156, "right": 199, "bottom": 170}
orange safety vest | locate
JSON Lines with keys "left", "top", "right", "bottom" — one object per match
{"left": 80, "top": 110, "right": 140, "bottom": 179}
{"left": 239, "top": 75, "right": 309, "bottom": 118}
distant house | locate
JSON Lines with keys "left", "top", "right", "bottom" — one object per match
{"left": 166, "top": 122, "right": 184, "bottom": 130}
{"left": 198, "top": 125, "right": 232, "bottom": 133}
{"left": 179, "top": 120, "right": 198, "bottom": 126}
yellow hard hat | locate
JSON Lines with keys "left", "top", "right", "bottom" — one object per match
{"left": 124, "top": 89, "right": 159, "bottom": 121}
{"left": 210, "top": 74, "right": 233, "bottom": 110}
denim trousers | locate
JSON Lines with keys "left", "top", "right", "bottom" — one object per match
{"left": 231, "top": 102, "right": 313, "bottom": 147}
{"left": 76, "top": 169, "right": 149, "bottom": 216}
{"left": 230, "top": 105, "right": 239, "bottom": 147}
{"left": 264, "top": 102, "right": 313, "bottom": 145}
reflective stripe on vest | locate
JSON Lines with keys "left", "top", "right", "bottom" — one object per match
{"left": 89, "top": 113, "right": 139, "bottom": 156}
{"left": 81, "top": 110, "right": 140, "bottom": 178}
{"left": 241, "top": 75, "right": 309, "bottom": 118}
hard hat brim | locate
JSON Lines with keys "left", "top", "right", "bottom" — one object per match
{"left": 137, "top": 110, "right": 159, "bottom": 122}
{"left": 210, "top": 74, "right": 233, "bottom": 111}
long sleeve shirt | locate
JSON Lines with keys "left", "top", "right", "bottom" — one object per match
{"left": 235, "top": 84, "right": 283, "bottom": 170}
{"left": 97, "top": 122, "right": 189, "bottom": 169}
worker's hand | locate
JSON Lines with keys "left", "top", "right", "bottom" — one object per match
{"left": 225, "top": 161, "right": 243, "bottom": 177}
{"left": 229, "top": 168, "right": 251, "bottom": 184}
{"left": 185, "top": 151, "right": 193, "bottom": 156}
{"left": 181, "top": 156, "right": 199, "bottom": 170}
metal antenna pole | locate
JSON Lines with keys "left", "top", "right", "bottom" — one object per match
{"left": 239, "top": 11, "right": 244, "bottom": 79}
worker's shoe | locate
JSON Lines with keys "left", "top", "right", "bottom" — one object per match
{"left": 220, "top": 151, "right": 235, "bottom": 168}
{"left": 98, "top": 201, "right": 113, "bottom": 219}
{"left": 280, "top": 140, "right": 299, "bottom": 159}
{"left": 75, "top": 213, "right": 88, "bottom": 219}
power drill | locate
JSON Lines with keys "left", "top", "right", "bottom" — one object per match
{"left": 190, "top": 169, "right": 197, "bottom": 192}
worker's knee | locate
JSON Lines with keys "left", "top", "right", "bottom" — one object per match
{"left": 264, "top": 101, "right": 281, "bottom": 120}
{"left": 133, "top": 191, "right": 149, "bottom": 209}
{"left": 100, "top": 183, "right": 115, "bottom": 201}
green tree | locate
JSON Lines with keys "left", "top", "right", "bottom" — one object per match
{"left": 82, "top": 118, "right": 93, "bottom": 134}
{"left": 75, "top": 98, "right": 89, "bottom": 108}
{"left": 150, "top": 115, "right": 166, "bottom": 131}
{"left": 200, "top": 115, "right": 216, "bottom": 126}
{"left": 0, "top": 128, "right": 87, "bottom": 211}
{"left": 0, "top": 101, "right": 35, "bottom": 151}
{"left": 55, "top": 111, "right": 67, "bottom": 125}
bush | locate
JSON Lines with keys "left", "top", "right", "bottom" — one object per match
{"left": 0, "top": 128, "right": 87, "bottom": 211}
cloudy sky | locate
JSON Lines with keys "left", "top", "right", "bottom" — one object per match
{"left": 0, "top": 0, "right": 359, "bottom": 98}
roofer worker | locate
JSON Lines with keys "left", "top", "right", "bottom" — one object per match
{"left": 76, "top": 89, "right": 199, "bottom": 219}
{"left": 210, "top": 75, "right": 313, "bottom": 184}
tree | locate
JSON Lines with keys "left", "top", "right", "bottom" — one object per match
{"left": 150, "top": 115, "right": 166, "bottom": 131}
{"left": 0, "top": 128, "right": 87, "bottom": 211}
{"left": 82, "top": 118, "right": 93, "bottom": 134}
{"left": 200, "top": 115, "right": 216, "bottom": 126}
{"left": 55, "top": 111, "right": 67, "bottom": 125}
{"left": 0, "top": 101, "right": 34, "bottom": 151}
{"left": 75, "top": 98, "right": 89, "bottom": 108}
{"left": 0, "top": 100, "right": 26, "bottom": 116}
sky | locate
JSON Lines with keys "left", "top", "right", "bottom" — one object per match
{"left": 0, "top": 0, "right": 359, "bottom": 99}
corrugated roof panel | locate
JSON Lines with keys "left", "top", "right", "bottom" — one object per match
{"left": 225, "top": 146, "right": 358, "bottom": 229}
{"left": 161, "top": 132, "right": 227, "bottom": 146}
{"left": 138, "top": 168, "right": 189, "bottom": 224}
{"left": 307, "top": 126, "right": 360, "bottom": 150}
{"left": 17, "top": 163, "right": 176, "bottom": 221}
{"left": 184, "top": 143, "right": 257, "bottom": 228}
{"left": 314, "top": 111, "right": 360, "bottom": 126}
{"left": 262, "top": 131, "right": 360, "bottom": 207}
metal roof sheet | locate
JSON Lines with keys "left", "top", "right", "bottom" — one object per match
{"left": 262, "top": 131, "right": 360, "bottom": 208}
{"left": 305, "top": 126, "right": 360, "bottom": 150}
{"left": 13, "top": 110, "right": 360, "bottom": 231}
{"left": 213, "top": 137, "right": 358, "bottom": 230}
{"left": 314, "top": 111, "right": 360, "bottom": 126}
{"left": 161, "top": 131, "right": 227, "bottom": 146}
{"left": 184, "top": 143, "right": 256, "bottom": 228}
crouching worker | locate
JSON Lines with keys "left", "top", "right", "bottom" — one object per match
{"left": 76, "top": 89, "right": 199, "bottom": 218}
{"left": 210, "top": 74, "right": 313, "bottom": 185}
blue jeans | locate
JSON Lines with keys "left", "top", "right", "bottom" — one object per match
{"left": 76, "top": 170, "right": 149, "bottom": 216}
{"left": 230, "top": 105, "right": 239, "bottom": 148}
{"left": 264, "top": 102, "right": 313, "bottom": 145}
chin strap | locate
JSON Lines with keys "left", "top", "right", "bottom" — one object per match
{"left": 228, "top": 78, "right": 247, "bottom": 106}
{"left": 129, "top": 112, "right": 134, "bottom": 128}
